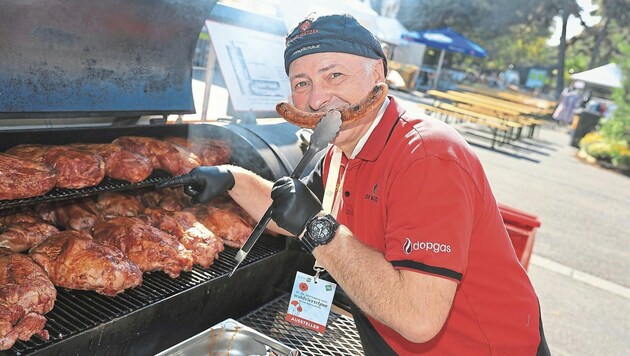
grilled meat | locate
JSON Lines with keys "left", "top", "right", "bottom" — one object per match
{"left": 92, "top": 217, "right": 193, "bottom": 278}
{"left": 164, "top": 137, "right": 231, "bottom": 166}
{"left": 113, "top": 136, "right": 200, "bottom": 176}
{"left": 5, "top": 144, "right": 105, "bottom": 189}
{"left": 144, "top": 208, "right": 224, "bottom": 268}
{"left": 0, "top": 249, "right": 56, "bottom": 350}
{"left": 36, "top": 198, "right": 103, "bottom": 233}
{"left": 0, "top": 153, "right": 57, "bottom": 201}
{"left": 137, "top": 187, "right": 191, "bottom": 212}
{"left": 96, "top": 192, "right": 145, "bottom": 219}
{"left": 0, "top": 213, "right": 59, "bottom": 252}
{"left": 68, "top": 143, "right": 152, "bottom": 183}
{"left": 29, "top": 231, "right": 142, "bottom": 296}
{"left": 186, "top": 197, "right": 255, "bottom": 248}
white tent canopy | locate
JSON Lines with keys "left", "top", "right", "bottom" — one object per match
{"left": 375, "top": 16, "right": 408, "bottom": 46}
{"left": 571, "top": 63, "right": 622, "bottom": 89}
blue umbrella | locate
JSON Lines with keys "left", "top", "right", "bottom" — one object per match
{"left": 402, "top": 28, "right": 487, "bottom": 88}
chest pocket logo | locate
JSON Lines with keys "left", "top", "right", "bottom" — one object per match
{"left": 364, "top": 184, "right": 379, "bottom": 203}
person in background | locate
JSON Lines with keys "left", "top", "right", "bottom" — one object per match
{"left": 159, "top": 13, "right": 550, "bottom": 356}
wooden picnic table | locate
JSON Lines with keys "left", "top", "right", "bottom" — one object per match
{"left": 457, "top": 84, "right": 556, "bottom": 114}
{"left": 417, "top": 103, "right": 512, "bottom": 148}
{"left": 427, "top": 90, "right": 543, "bottom": 137}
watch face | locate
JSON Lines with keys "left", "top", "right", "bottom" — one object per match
{"left": 311, "top": 220, "right": 332, "bottom": 243}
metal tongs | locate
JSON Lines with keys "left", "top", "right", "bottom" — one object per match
{"left": 230, "top": 110, "right": 342, "bottom": 277}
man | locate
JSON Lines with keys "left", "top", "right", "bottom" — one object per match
{"left": 159, "top": 14, "right": 550, "bottom": 355}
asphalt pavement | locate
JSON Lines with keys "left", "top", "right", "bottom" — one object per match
{"left": 394, "top": 90, "right": 630, "bottom": 356}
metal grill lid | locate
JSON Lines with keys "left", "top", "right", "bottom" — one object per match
{"left": 0, "top": 0, "right": 217, "bottom": 119}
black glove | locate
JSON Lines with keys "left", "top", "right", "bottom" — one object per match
{"left": 270, "top": 177, "right": 322, "bottom": 236}
{"left": 155, "top": 166, "right": 234, "bottom": 204}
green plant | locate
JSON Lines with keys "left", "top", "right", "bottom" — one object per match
{"left": 584, "top": 141, "right": 613, "bottom": 161}
{"left": 600, "top": 38, "right": 630, "bottom": 144}
{"left": 609, "top": 142, "right": 630, "bottom": 168}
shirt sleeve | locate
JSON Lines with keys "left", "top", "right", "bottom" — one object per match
{"left": 384, "top": 156, "right": 480, "bottom": 282}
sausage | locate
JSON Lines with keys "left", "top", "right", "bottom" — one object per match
{"left": 276, "top": 83, "right": 388, "bottom": 129}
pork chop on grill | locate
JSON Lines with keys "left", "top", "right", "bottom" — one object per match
{"left": 113, "top": 136, "right": 200, "bottom": 176}
{"left": 68, "top": 143, "right": 153, "bottom": 183}
{"left": 164, "top": 137, "right": 231, "bottom": 166}
{"left": 29, "top": 231, "right": 142, "bottom": 297}
{"left": 0, "top": 213, "right": 59, "bottom": 252}
{"left": 0, "top": 249, "right": 56, "bottom": 351}
{"left": 0, "top": 153, "right": 57, "bottom": 201}
{"left": 5, "top": 144, "right": 105, "bottom": 189}
{"left": 92, "top": 217, "right": 193, "bottom": 278}
{"left": 144, "top": 208, "right": 224, "bottom": 268}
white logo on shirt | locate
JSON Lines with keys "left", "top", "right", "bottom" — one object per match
{"left": 403, "top": 237, "right": 452, "bottom": 254}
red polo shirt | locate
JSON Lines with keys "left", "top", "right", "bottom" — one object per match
{"left": 310, "top": 97, "right": 542, "bottom": 355}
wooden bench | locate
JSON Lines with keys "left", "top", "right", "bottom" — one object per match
{"left": 417, "top": 103, "right": 513, "bottom": 148}
{"left": 443, "top": 91, "right": 544, "bottom": 137}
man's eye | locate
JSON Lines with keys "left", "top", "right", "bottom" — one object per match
{"left": 294, "top": 81, "right": 308, "bottom": 89}
{"left": 330, "top": 72, "right": 343, "bottom": 79}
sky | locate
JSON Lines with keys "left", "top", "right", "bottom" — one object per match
{"left": 547, "top": 0, "right": 601, "bottom": 46}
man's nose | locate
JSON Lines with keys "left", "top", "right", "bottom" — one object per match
{"left": 307, "top": 85, "right": 331, "bottom": 112}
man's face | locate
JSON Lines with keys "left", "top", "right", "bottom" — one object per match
{"left": 288, "top": 52, "right": 384, "bottom": 149}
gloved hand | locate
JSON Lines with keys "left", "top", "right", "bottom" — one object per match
{"left": 155, "top": 166, "right": 234, "bottom": 204}
{"left": 270, "top": 177, "right": 322, "bottom": 236}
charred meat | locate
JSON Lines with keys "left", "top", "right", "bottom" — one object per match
{"left": 29, "top": 231, "right": 142, "bottom": 296}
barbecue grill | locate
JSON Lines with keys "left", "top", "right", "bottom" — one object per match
{"left": 0, "top": 1, "right": 363, "bottom": 355}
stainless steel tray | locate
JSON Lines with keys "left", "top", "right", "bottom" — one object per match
{"left": 155, "top": 318, "right": 300, "bottom": 356}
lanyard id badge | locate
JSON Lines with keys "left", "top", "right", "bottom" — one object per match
{"left": 286, "top": 147, "right": 344, "bottom": 333}
{"left": 286, "top": 271, "right": 337, "bottom": 333}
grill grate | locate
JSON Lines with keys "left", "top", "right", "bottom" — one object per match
{"left": 239, "top": 294, "right": 364, "bottom": 356}
{"left": 0, "top": 171, "right": 173, "bottom": 210}
{"left": 9, "top": 237, "right": 285, "bottom": 355}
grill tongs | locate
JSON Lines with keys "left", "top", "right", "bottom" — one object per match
{"left": 230, "top": 110, "right": 342, "bottom": 277}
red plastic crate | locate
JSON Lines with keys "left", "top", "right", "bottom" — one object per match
{"left": 499, "top": 204, "right": 541, "bottom": 271}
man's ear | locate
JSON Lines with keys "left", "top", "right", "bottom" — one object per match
{"left": 374, "top": 59, "right": 386, "bottom": 82}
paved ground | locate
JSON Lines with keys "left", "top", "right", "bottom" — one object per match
{"left": 394, "top": 90, "right": 630, "bottom": 356}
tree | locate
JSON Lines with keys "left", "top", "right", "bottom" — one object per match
{"left": 601, "top": 38, "right": 630, "bottom": 143}
{"left": 586, "top": 0, "right": 630, "bottom": 69}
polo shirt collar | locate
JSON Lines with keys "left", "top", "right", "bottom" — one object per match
{"left": 352, "top": 96, "right": 406, "bottom": 162}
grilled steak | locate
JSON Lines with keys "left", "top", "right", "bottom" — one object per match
{"left": 0, "top": 249, "right": 56, "bottom": 350}
{"left": 29, "top": 231, "right": 142, "bottom": 296}
{"left": 5, "top": 144, "right": 105, "bottom": 189}
{"left": 0, "top": 153, "right": 57, "bottom": 201}
{"left": 92, "top": 217, "right": 193, "bottom": 278}
{"left": 69, "top": 143, "right": 153, "bottom": 183}
{"left": 113, "top": 136, "right": 200, "bottom": 176}
{"left": 0, "top": 213, "right": 59, "bottom": 252}
{"left": 144, "top": 208, "right": 224, "bottom": 268}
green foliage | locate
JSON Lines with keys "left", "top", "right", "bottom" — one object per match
{"left": 579, "top": 132, "right": 630, "bottom": 168}
{"left": 600, "top": 38, "right": 630, "bottom": 143}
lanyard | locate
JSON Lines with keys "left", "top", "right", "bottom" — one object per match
{"left": 314, "top": 146, "right": 346, "bottom": 281}
{"left": 322, "top": 146, "right": 345, "bottom": 218}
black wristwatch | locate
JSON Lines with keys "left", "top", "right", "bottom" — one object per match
{"left": 301, "top": 214, "right": 340, "bottom": 254}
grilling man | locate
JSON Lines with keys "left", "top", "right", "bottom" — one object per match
{"left": 159, "top": 14, "right": 550, "bottom": 356}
